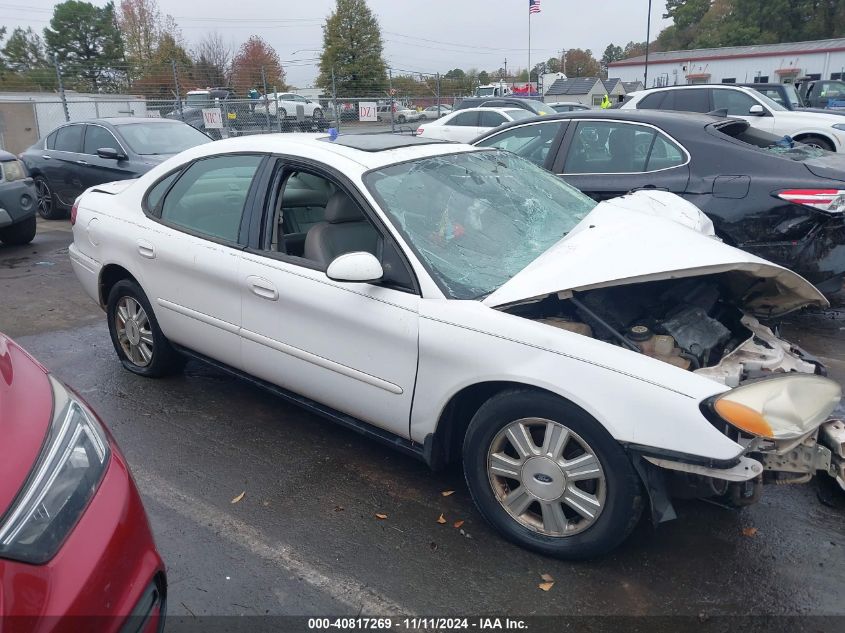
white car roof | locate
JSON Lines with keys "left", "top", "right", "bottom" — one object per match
{"left": 173, "top": 133, "right": 479, "bottom": 172}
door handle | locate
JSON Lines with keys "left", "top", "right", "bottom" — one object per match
{"left": 247, "top": 275, "right": 278, "bottom": 301}
{"left": 76, "top": 160, "right": 89, "bottom": 166}
{"left": 41, "top": 154, "right": 51, "bottom": 160}
{"left": 137, "top": 239, "right": 156, "bottom": 259}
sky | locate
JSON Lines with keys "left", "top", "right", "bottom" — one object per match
{"left": 1, "top": 0, "right": 671, "bottom": 87}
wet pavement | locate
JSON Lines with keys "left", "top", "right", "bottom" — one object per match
{"left": 1, "top": 218, "right": 844, "bottom": 621}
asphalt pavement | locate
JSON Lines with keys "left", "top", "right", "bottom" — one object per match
{"left": 1, "top": 218, "right": 844, "bottom": 627}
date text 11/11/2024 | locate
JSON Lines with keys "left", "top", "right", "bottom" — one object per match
{"left": 307, "top": 618, "right": 529, "bottom": 630}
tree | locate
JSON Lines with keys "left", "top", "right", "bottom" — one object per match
{"left": 601, "top": 44, "right": 624, "bottom": 75}
{"left": 477, "top": 70, "right": 490, "bottom": 85}
{"left": 231, "top": 35, "right": 285, "bottom": 94}
{"left": 545, "top": 57, "right": 562, "bottom": 74}
{"left": 564, "top": 49, "right": 601, "bottom": 77}
{"left": 43, "top": 1, "right": 124, "bottom": 92}
{"left": 194, "top": 31, "right": 231, "bottom": 88}
{"left": 443, "top": 68, "right": 465, "bottom": 80}
{"left": 3, "top": 27, "right": 47, "bottom": 73}
{"left": 317, "top": 0, "right": 387, "bottom": 97}
{"left": 623, "top": 41, "right": 649, "bottom": 58}
{"left": 118, "top": 0, "right": 160, "bottom": 65}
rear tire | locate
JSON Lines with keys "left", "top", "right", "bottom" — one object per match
{"left": 0, "top": 215, "right": 36, "bottom": 245}
{"left": 34, "top": 176, "right": 64, "bottom": 219}
{"left": 462, "top": 388, "right": 643, "bottom": 559}
{"left": 107, "top": 279, "right": 184, "bottom": 378}
{"left": 798, "top": 135, "right": 834, "bottom": 152}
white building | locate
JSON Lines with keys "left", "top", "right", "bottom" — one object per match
{"left": 608, "top": 38, "right": 845, "bottom": 88}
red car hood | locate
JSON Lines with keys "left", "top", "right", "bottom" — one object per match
{"left": 0, "top": 334, "right": 52, "bottom": 515}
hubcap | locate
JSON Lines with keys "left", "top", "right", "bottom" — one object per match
{"left": 36, "top": 181, "right": 52, "bottom": 215}
{"left": 487, "top": 417, "right": 606, "bottom": 536}
{"left": 115, "top": 297, "right": 153, "bottom": 367}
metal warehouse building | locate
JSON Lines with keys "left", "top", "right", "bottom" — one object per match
{"left": 608, "top": 38, "right": 845, "bottom": 88}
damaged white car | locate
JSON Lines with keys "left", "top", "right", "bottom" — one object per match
{"left": 68, "top": 134, "right": 844, "bottom": 559}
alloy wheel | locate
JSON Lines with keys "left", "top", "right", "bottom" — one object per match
{"left": 35, "top": 180, "right": 53, "bottom": 218}
{"left": 487, "top": 417, "right": 606, "bottom": 536}
{"left": 114, "top": 296, "right": 154, "bottom": 367}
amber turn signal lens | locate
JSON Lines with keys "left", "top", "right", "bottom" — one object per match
{"left": 714, "top": 399, "right": 774, "bottom": 438}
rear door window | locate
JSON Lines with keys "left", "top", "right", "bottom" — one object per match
{"left": 53, "top": 125, "right": 83, "bottom": 153}
{"left": 563, "top": 121, "right": 685, "bottom": 174}
{"left": 669, "top": 89, "right": 711, "bottom": 113}
{"left": 449, "top": 112, "right": 479, "bottom": 126}
{"left": 479, "top": 111, "right": 506, "bottom": 127}
{"left": 159, "top": 155, "right": 263, "bottom": 243}
{"left": 636, "top": 91, "right": 667, "bottom": 109}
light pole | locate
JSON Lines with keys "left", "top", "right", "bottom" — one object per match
{"left": 644, "top": 0, "right": 653, "bottom": 88}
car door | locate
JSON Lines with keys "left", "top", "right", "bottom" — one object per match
{"left": 237, "top": 160, "right": 420, "bottom": 436}
{"left": 43, "top": 123, "right": 86, "bottom": 206}
{"left": 78, "top": 124, "right": 132, "bottom": 191}
{"left": 138, "top": 154, "right": 266, "bottom": 368}
{"left": 712, "top": 88, "right": 776, "bottom": 133}
{"left": 552, "top": 120, "right": 690, "bottom": 201}
{"left": 474, "top": 120, "right": 568, "bottom": 170}
{"left": 478, "top": 110, "right": 508, "bottom": 136}
{"left": 439, "top": 110, "right": 481, "bottom": 142}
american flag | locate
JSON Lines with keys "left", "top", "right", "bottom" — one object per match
{"left": 529, "top": 0, "right": 541, "bottom": 14}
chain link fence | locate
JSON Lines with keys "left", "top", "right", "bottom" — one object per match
{"left": 0, "top": 60, "right": 471, "bottom": 153}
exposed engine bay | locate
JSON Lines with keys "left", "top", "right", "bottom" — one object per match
{"left": 503, "top": 273, "right": 823, "bottom": 386}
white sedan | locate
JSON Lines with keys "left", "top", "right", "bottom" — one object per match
{"left": 417, "top": 107, "right": 533, "bottom": 142}
{"left": 418, "top": 105, "right": 453, "bottom": 120}
{"left": 255, "top": 92, "right": 324, "bottom": 120}
{"left": 69, "top": 134, "right": 842, "bottom": 559}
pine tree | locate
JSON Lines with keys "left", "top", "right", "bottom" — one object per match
{"left": 317, "top": 0, "right": 387, "bottom": 97}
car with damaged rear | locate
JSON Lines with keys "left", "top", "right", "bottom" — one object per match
{"left": 68, "top": 134, "right": 844, "bottom": 559}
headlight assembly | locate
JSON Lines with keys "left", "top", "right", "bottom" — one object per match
{"left": 0, "top": 377, "right": 110, "bottom": 564}
{"left": 706, "top": 374, "right": 841, "bottom": 440}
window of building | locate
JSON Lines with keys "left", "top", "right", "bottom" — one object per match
{"left": 721, "top": 78, "right": 736, "bottom": 84}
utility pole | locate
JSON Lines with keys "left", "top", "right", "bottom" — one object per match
{"left": 260, "top": 66, "right": 271, "bottom": 132}
{"left": 53, "top": 54, "right": 69, "bottom": 122}
{"left": 436, "top": 72, "right": 441, "bottom": 117}
{"left": 331, "top": 65, "right": 340, "bottom": 131}
{"left": 171, "top": 59, "right": 183, "bottom": 120}
{"left": 388, "top": 67, "right": 395, "bottom": 133}
{"left": 644, "top": 0, "right": 653, "bottom": 88}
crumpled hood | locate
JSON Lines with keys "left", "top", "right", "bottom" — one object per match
{"left": 483, "top": 191, "right": 827, "bottom": 316}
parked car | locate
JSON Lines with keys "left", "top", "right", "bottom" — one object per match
{"left": 740, "top": 82, "right": 845, "bottom": 118}
{"left": 622, "top": 84, "right": 845, "bottom": 152}
{"left": 795, "top": 78, "right": 845, "bottom": 109}
{"left": 68, "top": 134, "right": 842, "bottom": 559}
{"left": 418, "top": 105, "right": 453, "bottom": 120}
{"left": 547, "top": 101, "right": 591, "bottom": 113}
{"left": 455, "top": 97, "right": 552, "bottom": 116}
{"left": 254, "top": 92, "right": 325, "bottom": 120}
{"left": 472, "top": 109, "right": 845, "bottom": 292}
{"left": 0, "top": 332, "right": 166, "bottom": 631}
{"left": 376, "top": 104, "right": 420, "bottom": 124}
{"left": 21, "top": 118, "right": 211, "bottom": 219}
{"left": 417, "top": 107, "right": 533, "bottom": 142}
{"left": 0, "top": 150, "right": 37, "bottom": 246}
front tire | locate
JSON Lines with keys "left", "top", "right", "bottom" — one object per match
{"left": 107, "top": 279, "right": 183, "bottom": 378}
{"left": 312, "top": 107, "right": 323, "bottom": 120}
{"left": 397, "top": 114, "right": 406, "bottom": 123}
{"left": 463, "top": 389, "right": 643, "bottom": 559}
{"left": 0, "top": 215, "right": 36, "bottom": 245}
{"left": 799, "top": 135, "right": 834, "bottom": 151}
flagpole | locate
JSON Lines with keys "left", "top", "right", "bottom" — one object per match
{"left": 528, "top": 10, "right": 531, "bottom": 92}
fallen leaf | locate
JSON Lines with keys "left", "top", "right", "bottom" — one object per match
{"left": 441, "top": 490, "right": 455, "bottom": 497}
{"left": 375, "top": 513, "right": 388, "bottom": 520}
{"left": 453, "top": 520, "right": 465, "bottom": 529}
{"left": 538, "top": 582, "right": 555, "bottom": 592}
{"left": 334, "top": 505, "right": 345, "bottom": 512}
{"left": 231, "top": 491, "right": 245, "bottom": 504}
{"left": 429, "top": 541, "right": 438, "bottom": 551}
{"left": 436, "top": 513, "right": 447, "bottom": 524}
{"left": 262, "top": 500, "right": 270, "bottom": 507}
{"left": 742, "top": 527, "right": 758, "bottom": 537}
{"left": 540, "top": 573, "right": 554, "bottom": 582}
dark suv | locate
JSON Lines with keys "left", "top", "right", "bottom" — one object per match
{"left": 0, "top": 150, "right": 37, "bottom": 245}
{"left": 454, "top": 97, "right": 552, "bottom": 116}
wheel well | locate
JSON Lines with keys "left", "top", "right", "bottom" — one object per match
{"left": 99, "top": 264, "right": 137, "bottom": 307}
{"left": 424, "top": 381, "right": 565, "bottom": 470}
{"left": 793, "top": 132, "right": 835, "bottom": 149}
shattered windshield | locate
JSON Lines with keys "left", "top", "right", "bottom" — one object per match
{"left": 714, "top": 121, "right": 828, "bottom": 161}
{"left": 364, "top": 150, "right": 597, "bottom": 299}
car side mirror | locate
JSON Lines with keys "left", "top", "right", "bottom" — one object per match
{"left": 326, "top": 251, "right": 384, "bottom": 283}
{"left": 749, "top": 104, "right": 765, "bottom": 116}
{"left": 97, "top": 147, "right": 126, "bottom": 160}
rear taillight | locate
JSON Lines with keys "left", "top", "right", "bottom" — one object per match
{"left": 416, "top": 128, "right": 424, "bottom": 135}
{"left": 70, "top": 200, "right": 79, "bottom": 226}
{"left": 778, "top": 189, "right": 845, "bottom": 212}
